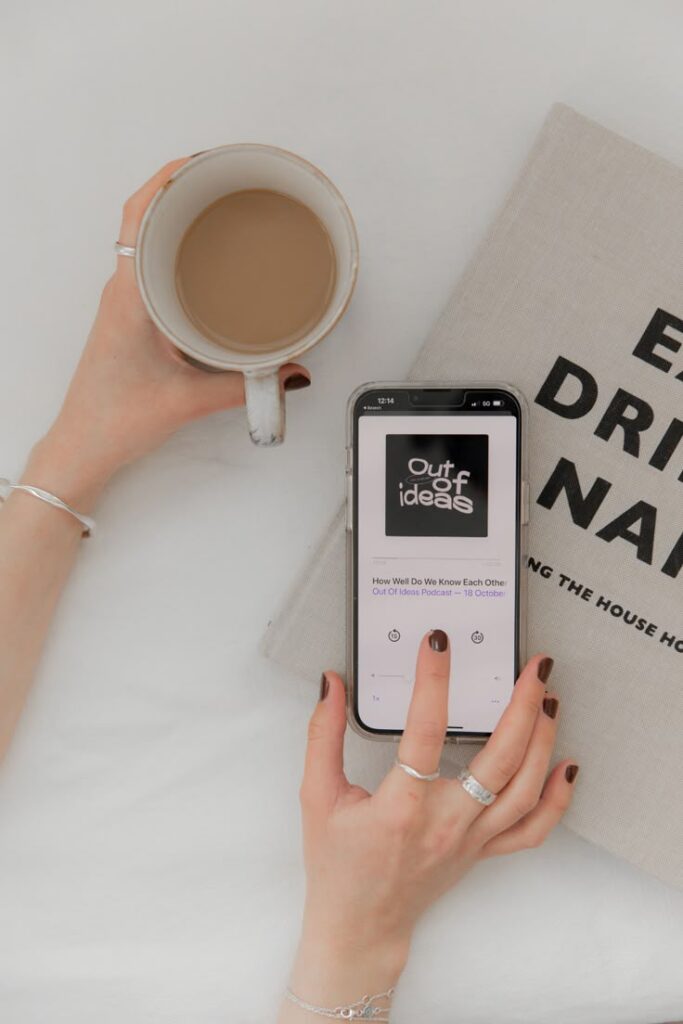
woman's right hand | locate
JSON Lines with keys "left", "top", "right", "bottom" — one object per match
{"left": 26, "top": 158, "right": 311, "bottom": 512}
{"left": 281, "top": 632, "right": 578, "bottom": 1019}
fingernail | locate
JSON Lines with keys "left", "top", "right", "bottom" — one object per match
{"left": 538, "top": 657, "right": 554, "bottom": 683}
{"left": 542, "top": 697, "right": 559, "bottom": 719}
{"left": 284, "top": 374, "right": 311, "bottom": 392}
{"left": 190, "top": 150, "right": 206, "bottom": 158}
{"left": 565, "top": 764, "right": 579, "bottom": 784}
{"left": 319, "top": 672, "right": 330, "bottom": 701}
{"left": 429, "top": 629, "right": 448, "bottom": 653}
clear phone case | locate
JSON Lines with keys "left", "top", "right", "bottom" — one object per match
{"left": 345, "top": 381, "right": 529, "bottom": 743}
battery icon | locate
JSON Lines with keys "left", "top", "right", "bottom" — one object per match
{"left": 493, "top": 399, "right": 503, "bottom": 406}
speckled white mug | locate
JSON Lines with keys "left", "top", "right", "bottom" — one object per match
{"left": 136, "top": 144, "right": 358, "bottom": 447}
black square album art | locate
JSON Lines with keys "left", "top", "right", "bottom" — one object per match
{"left": 385, "top": 434, "right": 489, "bottom": 537}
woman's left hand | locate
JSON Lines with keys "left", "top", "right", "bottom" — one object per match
{"left": 30, "top": 157, "right": 310, "bottom": 509}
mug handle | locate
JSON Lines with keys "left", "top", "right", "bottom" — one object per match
{"left": 244, "top": 369, "right": 285, "bottom": 447}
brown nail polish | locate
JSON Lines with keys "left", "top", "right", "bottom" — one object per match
{"left": 537, "top": 657, "right": 554, "bottom": 683}
{"left": 565, "top": 764, "right": 579, "bottom": 784}
{"left": 319, "top": 673, "right": 330, "bottom": 701}
{"left": 284, "top": 373, "right": 311, "bottom": 392}
{"left": 542, "top": 697, "right": 559, "bottom": 719}
{"left": 429, "top": 629, "right": 448, "bottom": 653}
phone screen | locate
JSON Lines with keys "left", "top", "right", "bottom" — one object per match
{"left": 352, "top": 387, "right": 523, "bottom": 736}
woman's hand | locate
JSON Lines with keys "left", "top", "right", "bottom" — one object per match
{"left": 1, "top": 154, "right": 311, "bottom": 760}
{"left": 28, "top": 157, "right": 310, "bottom": 510}
{"left": 281, "top": 632, "right": 578, "bottom": 1019}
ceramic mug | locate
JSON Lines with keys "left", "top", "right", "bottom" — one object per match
{"left": 136, "top": 144, "right": 358, "bottom": 446}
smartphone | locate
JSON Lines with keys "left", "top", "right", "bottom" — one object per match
{"left": 347, "top": 382, "right": 528, "bottom": 741}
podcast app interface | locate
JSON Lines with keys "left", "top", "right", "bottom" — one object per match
{"left": 357, "top": 412, "right": 519, "bottom": 733}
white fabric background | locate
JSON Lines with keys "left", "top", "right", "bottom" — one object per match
{"left": 0, "top": 2, "right": 681, "bottom": 1022}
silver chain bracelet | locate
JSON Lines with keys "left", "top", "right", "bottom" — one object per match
{"left": 285, "top": 986, "right": 395, "bottom": 1020}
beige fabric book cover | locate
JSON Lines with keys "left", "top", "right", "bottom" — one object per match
{"left": 263, "top": 104, "right": 683, "bottom": 890}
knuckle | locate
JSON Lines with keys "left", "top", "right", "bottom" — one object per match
{"left": 382, "top": 792, "right": 422, "bottom": 835}
{"left": 422, "top": 667, "right": 448, "bottom": 686}
{"left": 409, "top": 718, "right": 445, "bottom": 745}
{"left": 492, "top": 745, "right": 525, "bottom": 784}
{"left": 510, "top": 791, "right": 537, "bottom": 820}
{"left": 554, "top": 788, "right": 573, "bottom": 814}
{"left": 306, "top": 715, "right": 326, "bottom": 746}
{"left": 298, "top": 780, "right": 316, "bottom": 809}
{"left": 520, "top": 696, "right": 541, "bottom": 716}
{"left": 440, "top": 809, "right": 462, "bottom": 833}
{"left": 424, "top": 825, "right": 455, "bottom": 861}
{"left": 101, "top": 275, "right": 117, "bottom": 300}
{"left": 298, "top": 781, "right": 310, "bottom": 805}
{"left": 524, "top": 826, "right": 547, "bottom": 850}
{"left": 489, "top": 753, "right": 520, "bottom": 790}
{"left": 468, "top": 819, "right": 494, "bottom": 848}
{"left": 122, "top": 195, "right": 138, "bottom": 218}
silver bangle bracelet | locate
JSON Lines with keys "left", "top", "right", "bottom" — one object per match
{"left": 285, "top": 986, "right": 395, "bottom": 1020}
{"left": 0, "top": 478, "right": 95, "bottom": 537}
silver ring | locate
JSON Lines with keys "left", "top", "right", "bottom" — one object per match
{"left": 114, "top": 242, "right": 136, "bottom": 258}
{"left": 457, "top": 767, "right": 496, "bottom": 805}
{"left": 395, "top": 758, "right": 440, "bottom": 782}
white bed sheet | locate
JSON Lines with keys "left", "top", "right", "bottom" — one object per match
{"left": 1, "top": 2, "right": 682, "bottom": 1020}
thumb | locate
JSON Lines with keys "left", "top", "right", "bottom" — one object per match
{"left": 300, "top": 671, "right": 348, "bottom": 813}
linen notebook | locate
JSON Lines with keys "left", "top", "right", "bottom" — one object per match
{"left": 263, "top": 105, "right": 683, "bottom": 890}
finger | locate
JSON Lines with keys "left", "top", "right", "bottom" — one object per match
{"left": 463, "top": 654, "right": 552, "bottom": 803}
{"left": 178, "top": 362, "right": 311, "bottom": 419}
{"left": 300, "top": 671, "right": 349, "bottom": 815}
{"left": 117, "top": 157, "right": 192, "bottom": 248}
{"left": 396, "top": 629, "right": 451, "bottom": 779}
{"left": 478, "top": 760, "right": 579, "bottom": 858}
{"left": 280, "top": 363, "right": 312, "bottom": 394}
{"left": 468, "top": 691, "right": 560, "bottom": 846}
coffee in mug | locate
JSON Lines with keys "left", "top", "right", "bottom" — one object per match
{"left": 175, "top": 189, "right": 337, "bottom": 354}
{"left": 136, "top": 145, "right": 358, "bottom": 447}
